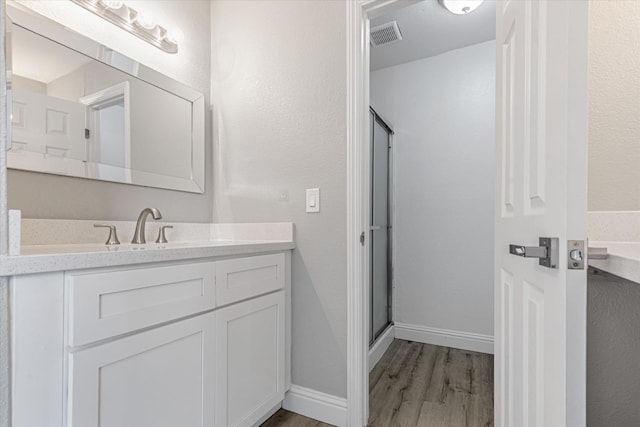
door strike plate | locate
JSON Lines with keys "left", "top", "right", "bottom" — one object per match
{"left": 568, "top": 240, "right": 585, "bottom": 270}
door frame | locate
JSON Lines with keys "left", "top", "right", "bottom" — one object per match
{"left": 346, "top": 1, "right": 420, "bottom": 425}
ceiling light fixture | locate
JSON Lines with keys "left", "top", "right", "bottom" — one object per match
{"left": 70, "top": 0, "right": 182, "bottom": 54}
{"left": 440, "top": 0, "right": 485, "bottom": 15}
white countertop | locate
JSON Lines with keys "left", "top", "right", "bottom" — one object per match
{"left": 0, "top": 240, "right": 295, "bottom": 276}
{"left": 589, "top": 241, "right": 640, "bottom": 283}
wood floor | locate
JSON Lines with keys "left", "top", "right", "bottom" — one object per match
{"left": 262, "top": 339, "right": 494, "bottom": 427}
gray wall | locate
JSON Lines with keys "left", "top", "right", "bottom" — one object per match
{"left": 587, "top": 268, "right": 640, "bottom": 426}
{"left": 210, "top": 0, "right": 348, "bottom": 398}
{"left": 7, "top": 0, "right": 212, "bottom": 223}
{"left": 371, "top": 41, "right": 495, "bottom": 340}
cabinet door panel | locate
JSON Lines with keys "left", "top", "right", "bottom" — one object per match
{"left": 215, "top": 291, "right": 285, "bottom": 427}
{"left": 68, "top": 313, "right": 214, "bottom": 427}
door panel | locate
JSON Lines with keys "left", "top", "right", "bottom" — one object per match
{"left": 495, "top": 1, "right": 588, "bottom": 426}
{"left": 371, "top": 113, "right": 391, "bottom": 342}
{"left": 11, "top": 87, "right": 86, "bottom": 160}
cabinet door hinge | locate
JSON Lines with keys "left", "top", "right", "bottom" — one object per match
{"left": 359, "top": 232, "right": 365, "bottom": 246}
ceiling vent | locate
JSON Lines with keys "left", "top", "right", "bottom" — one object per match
{"left": 370, "top": 21, "right": 403, "bottom": 47}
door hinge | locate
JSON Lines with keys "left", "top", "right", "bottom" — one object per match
{"left": 360, "top": 232, "right": 365, "bottom": 246}
{"left": 85, "top": 128, "right": 90, "bottom": 139}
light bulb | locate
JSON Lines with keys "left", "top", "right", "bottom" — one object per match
{"left": 100, "top": 0, "right": 124, "bottom": 9}
{"left": 135, "top": 12, "right": 156, "bottom": 30}
{"left": 165, "top": 28, "right": 184, "bottom": 45}
{"left": 440, "top": 0, "right": 484, "bottom": 15}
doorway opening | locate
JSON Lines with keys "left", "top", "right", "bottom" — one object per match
{"left": 363, "top": 1, "right": 496, "bottom": 425}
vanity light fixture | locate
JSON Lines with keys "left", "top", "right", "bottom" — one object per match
{"left": 165, "top": 29, "right": 185, "bottom": 45}
{"left": 70, "top": 0, "right": 181, "bottom": 53}
{"left": 134, "top": 12, "right": 156, "bottom": 31}
{"left": 439, "top": 0, "right": 485, "bottom": 15}
{"left": 100, "top": 0, "right": 124, "bottom": 9}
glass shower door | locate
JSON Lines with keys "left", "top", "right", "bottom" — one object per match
{"left": 370, "top": 109, "right": 392, "bottom": 345}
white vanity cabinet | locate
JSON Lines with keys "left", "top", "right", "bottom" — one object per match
{"left": 10, "top": 251, "right": 291, "bottom": 427}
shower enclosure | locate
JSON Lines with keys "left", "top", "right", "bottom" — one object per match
{"left": 369, "top": 108, "right": 393, "bottom": 345}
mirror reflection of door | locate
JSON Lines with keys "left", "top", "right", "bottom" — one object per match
{"left": 80, "top": 82, "right": 131, "bottom": 181}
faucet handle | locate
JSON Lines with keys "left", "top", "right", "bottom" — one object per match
{"left": 94, "top": 224, "right": 121, "bottom": 245}
{"left": 155, "top": 225, "right": 173, "bottom": 244}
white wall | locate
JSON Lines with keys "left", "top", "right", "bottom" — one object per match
{"left": 371, "top": 41, "right": 495, "bottom": 341}
{"left": 210, "top": 1, "right": 348, "bottom": 398}
{"left": 7, "top": 0, "right": 212, "bottom": 222}
{"left": 588, "top": 0, "right": 640, "bottom": 211}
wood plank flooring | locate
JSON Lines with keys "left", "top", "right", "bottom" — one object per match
{"left": 262, "top": 339, "right": 494, "bottom": 427}
{"left": 261, "top": 408, "right": 335, "bottom": 427}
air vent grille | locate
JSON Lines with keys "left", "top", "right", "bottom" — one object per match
{"left": 370, "top": 21, "right": 403, "bottom": 47}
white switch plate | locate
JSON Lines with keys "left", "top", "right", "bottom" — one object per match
{"left": 306, "top": 188, "right": 320, "bottom": 213}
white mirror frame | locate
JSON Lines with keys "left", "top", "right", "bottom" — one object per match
{"left": 5, "top": 4, "right": 205, "bottom": 193}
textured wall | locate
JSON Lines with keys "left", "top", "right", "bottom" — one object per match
{"left": 371, "top": 41, "right": 495, "bottom": 339}
{"left": 210, "top": 1, "right": 348, "bottom": 397}
{"left": 7, "top": 0, "right": 213, "bottom": 222}
{"left": 587, "top": 268, "right": 640, "bottom": 426}
{"left": 588, "top": 0, "right": 640, "bottom": 211}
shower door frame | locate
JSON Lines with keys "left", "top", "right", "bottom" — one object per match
{"left": 369, "top": 107, "right": 394, "bottom": 346}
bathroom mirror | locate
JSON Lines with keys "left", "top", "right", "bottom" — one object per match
{"left": 5, "top": 6, "right": 205, "bottom": 193}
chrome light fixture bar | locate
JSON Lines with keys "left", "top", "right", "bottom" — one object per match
{"left": 70, "top": 0, "right": 181, "bottom": 54}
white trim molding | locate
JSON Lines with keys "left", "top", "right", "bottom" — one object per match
{"left": 283, "top": 385, "right": 347, "bottom": 427}
{"left": 345, "top": 0, "right": 369, "bottom": 425}
{"left": 368, "top": 325, "right": 394, "bottom": 372}
{"left": 394, "top": 323, "right": 494, "bottom": 355}
{"left": 346, "top": 1, "right": 421, "bottom": 425}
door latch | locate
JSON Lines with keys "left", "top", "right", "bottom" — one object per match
{"left": 509, "top": 237, "right": 559, "bottom": 269}
{"left": 568, "top": 240, "right": 585, "bottom": 270}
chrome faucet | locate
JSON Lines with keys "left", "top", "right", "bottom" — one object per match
{"left": 131, "top": 208, "right": 163, "bottom": 244}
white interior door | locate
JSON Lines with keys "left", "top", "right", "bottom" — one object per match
{"left": 495, "top": 1, "right": 588, "bottom": 426}
{"left": 11, "top": 87, "right": 86, "bottom": 160}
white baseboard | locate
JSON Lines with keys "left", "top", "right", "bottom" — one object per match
{"left": 283, "top": 385, "right": 347, "bottom": 427}
{"left": 394, "top": 322, "right": 494, "bottom": 354}
{"left": 369, "top": 324, "right": 394, "bottom": 372}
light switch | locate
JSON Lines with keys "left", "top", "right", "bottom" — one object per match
{"left": 306, "top": 188, "right": 320, "bottom": 213}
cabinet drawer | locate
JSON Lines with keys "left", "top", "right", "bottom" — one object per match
{"left": 215, "top": 253, "right": 285, "bottom": 306}
{"left": 67, "top": 261, "right": 215, "bottom": 347}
